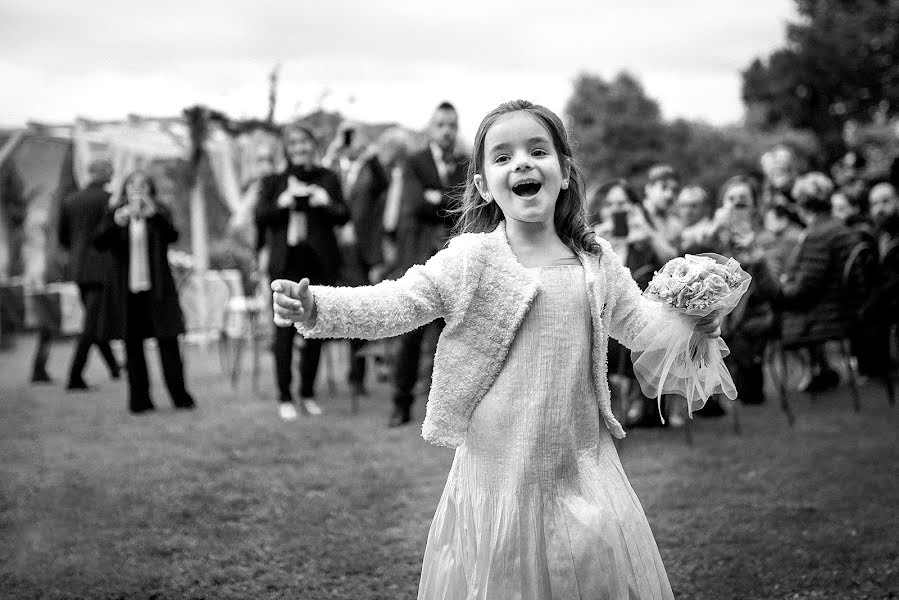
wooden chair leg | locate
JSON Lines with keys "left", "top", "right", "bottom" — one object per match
{"left": 250, "top": 323, "right": 260, "bottom": 394}
{"left": 778, "top": 344, "right": 796, "bottom": 427}
{"left": 840, "top": 339, "right": 862, "bottom": 413}
{"left": 323, "top": 341, "right": 338, "bottom": 396}
{"left": 683, "top": 417, "right": 694, "bottom": 446}
{"left": 231, "top": 335, "right": 245, "bottom": 389}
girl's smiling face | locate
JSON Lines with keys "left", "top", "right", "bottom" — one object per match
{"left": 474, "top": 111, "right": 568, "bottom": 227}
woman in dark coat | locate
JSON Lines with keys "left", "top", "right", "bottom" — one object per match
{"left": 255, "top": 122, "right": 350, "bottom": 420}
{"left": 590, "top": 180, "right": 669, "bottom": 426}
{"left": 779, "top": 172, "right": 858, "bottom": 391}
{"left": 95, "top": 170, "right": 195, "bottom": 414}
{"left": 693, "top": 176, "right": 779, "bottom": 405}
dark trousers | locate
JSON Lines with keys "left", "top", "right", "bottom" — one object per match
{"left": 30, "top": 326, "right": 53, "bottom": 381}
{"left": 392, "top": 320, "right": 443, "bottom": 411}
{"left": 348, "top": 338, "right": 367, "bottom": 386}
{"left": 272, "top": 243, "right": 329, "bottom": 403}
{"left": 67, "top": 283, "right": 120, "bottom": 384}
{"left": 852, "top": 323, "right": 892, "bottom": 377}
{"left": 274, "top": 325, "right": 323, "bottom": 401}
{"left": 125, "top": 292, "right": 193, "bottom": 412}
{"left": 340, "top": 243, "right": 378, "bottom": 387}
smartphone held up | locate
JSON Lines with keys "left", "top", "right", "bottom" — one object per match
{"left": 612, "top": 210, "right": 629, "bottom": 238}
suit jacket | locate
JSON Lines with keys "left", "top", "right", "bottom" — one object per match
{"left": 780, "top": 217, "right": 857, "bottom": 344}
{"left": 58, "top": 182, "right": 114, "bottom": 284}
{"left": 345, "top": 154, "right": 389, "bottom": 266}
{"left": 293, "top": 223, "right": 716, "bottom": 448}
{"left": 93, "top": 204, "right": 185, "bottom": 340}
{"left": 394, "top": 146, "right": 467, "bottom": 273}
{"left": 255, "top": 166, "right": 350, "bottom": 281}
{"left": 868, "top": 216, "right": 899, "bottom": 322}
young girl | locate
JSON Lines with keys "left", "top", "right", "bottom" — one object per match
{"left": 272, "top": 100, "right": 721, "bottom": 599}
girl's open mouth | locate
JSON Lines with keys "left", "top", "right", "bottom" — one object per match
{"left": 512, "top": 180, "right": 542, "bottom": 197}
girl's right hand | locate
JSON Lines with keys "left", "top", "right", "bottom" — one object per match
{"left": 271, "top": 278, "right": 315, "bottom": 327}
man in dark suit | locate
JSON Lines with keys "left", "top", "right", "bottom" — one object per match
{"left": 389, "top": 101, "right": 467, "bottom": 427}
{"left": 58, "top": 158, "right": 121, "bottom": 390}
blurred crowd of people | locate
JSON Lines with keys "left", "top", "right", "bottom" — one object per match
{"left": 31, "top": 103, "right": 899, "bottom": 429}
{"left": 589, "top": 146, "right": 899, "bottom": 428}
{"left": 252, "top": 102, "right": 463, "bottom": 425}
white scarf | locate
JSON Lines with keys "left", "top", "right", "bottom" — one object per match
{"left": 129, "top": 217, "right": 152, "bottom": 293}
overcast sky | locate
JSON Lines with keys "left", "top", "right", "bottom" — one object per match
{"left": 0, "top": 0, "right": 797, "bottom": 136}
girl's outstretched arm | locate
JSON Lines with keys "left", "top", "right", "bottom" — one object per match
{"left": 271, "top": 238, "right": 468, "bottom": 340}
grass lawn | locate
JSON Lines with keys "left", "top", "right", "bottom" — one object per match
{"left": 1, "top": 334, "right": 897, "bottom": 599}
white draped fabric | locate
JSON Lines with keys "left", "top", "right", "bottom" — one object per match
{"left": 71, "top": 117, "right": 254, "bottom": 215}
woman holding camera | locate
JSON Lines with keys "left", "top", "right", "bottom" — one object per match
{"left": 590, "top": 180, "right": 671, "bottom": 426}
{"left": 255, "top": 122, "right": 350, "bottom": 420}
{"left": 94, "top": 170, "right": 195, "bottom": 414}
{"left": 688, "top": 176, "right": 779, "bottom": 406}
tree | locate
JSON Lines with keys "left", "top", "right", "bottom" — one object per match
{"left": 565, "top": 72, "right": 668, "bottom": 182}
{"left": 564, "top": 70, "right": 827, "bottom": 200}
{"left": 742, "top": 0, "right": 899, "bottom": 155}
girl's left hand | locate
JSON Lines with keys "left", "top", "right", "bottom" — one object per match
{"left": 694, "top": 312, "right": 722, "bottom": 338}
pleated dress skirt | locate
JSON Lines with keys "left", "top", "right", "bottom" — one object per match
{"left": 418, "top": 265, "right": 674, "bottom": 600}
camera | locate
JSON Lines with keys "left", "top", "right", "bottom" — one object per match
{"left": 293, "top": 193, "right": 310, "bottom": 212}
{"left": 611, "top": 210, "right": 629, "bottom": 238}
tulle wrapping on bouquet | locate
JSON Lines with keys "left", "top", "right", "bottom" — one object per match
{"left": 631, "top": 254, "right": 752, "bottom": 422}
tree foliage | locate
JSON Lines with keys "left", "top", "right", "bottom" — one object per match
{"left": 742, "top": 0, "right": 899, "bottom": 148}
{"left": 565, "top": 72, "right": 667, "bottom": 182}
{"left": 565, "top": 71, "right": 820, "bottom": 197}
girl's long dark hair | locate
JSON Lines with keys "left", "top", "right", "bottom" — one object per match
{"left": 452, "top": 99, "right": 600, "bottom": 255}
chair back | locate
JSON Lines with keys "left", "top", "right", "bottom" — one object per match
{"left": 881, "top": 239, "right": 899, "bottom": 267}
{"left": 879, "top": 239, "right": 899, "bottom": 318}
{"left": 841, "top": 240, "right": 878, "bottom": 319}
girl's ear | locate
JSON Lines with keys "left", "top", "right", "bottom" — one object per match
{"left": 562, "top": 156, "right": 573, "bottom": 182}
{"left": 558, "top": 156, "right": 572, "bottom": 191}
{"left": 473, "top": 174, "right": 491, "bottom": 202}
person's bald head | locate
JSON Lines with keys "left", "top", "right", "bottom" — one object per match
{"left": 869, "top": 182, "right": 899, "bottom": 222}
{"left": 87, "top": 158, "right": 113, "bottom": 185}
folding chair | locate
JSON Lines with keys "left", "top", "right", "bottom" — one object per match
{"left": 776, "top": 239, "right": 892, "bottom": 425}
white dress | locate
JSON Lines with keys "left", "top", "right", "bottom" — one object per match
{"left": 418, "top": 265, "right": 675, "bottom": 600}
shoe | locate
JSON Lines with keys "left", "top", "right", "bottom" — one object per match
{"left": 130, "top": 405, "right": 155, "bottom": 415}
{"left": 740, "top": 394, "right": 766, "bottom": 405}
{"left": 388, "top": 407, "right": 412, "bottom": 428}
{"left": 31, "top": 371, "right": 53, "bottom": 384}
{"left": 66, "top": 379, "right": 92, "bottom": 392}
{"left": 667, "top": 412, "right": 687, "bottom": 428}
{"left": 279, "top": 402, "right": 298, "bottom": 421}
{"left": 695, "top": 398, "right": 726, "bottom": 417}
{"left": 806, "top": 369, "right": 839, "bottom": 392}
{"left": 301, "top": 398, "right": 323, "bottom": 416}
{"left": 174, "top": 400, "right": 196, "bottom": 411}
{"left": 625, "top": 398, "right": 646, "bottom": 427}
{"left": 111, "top": 369, "right": 121, "bottom": 380}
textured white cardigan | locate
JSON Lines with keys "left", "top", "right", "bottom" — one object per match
{"left": 297, "top": 222, "right": 668, "bottom": 448}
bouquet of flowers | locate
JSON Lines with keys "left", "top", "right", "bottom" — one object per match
{"left": 631, "top": 253, "right": 752, "bottom": 422}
